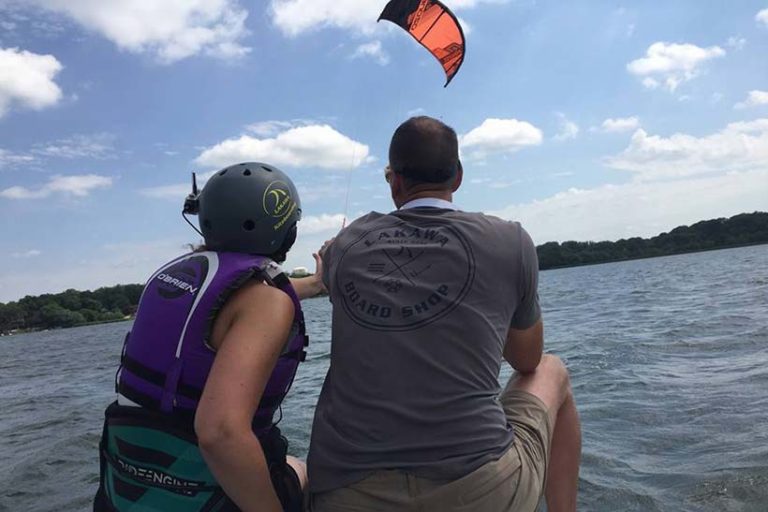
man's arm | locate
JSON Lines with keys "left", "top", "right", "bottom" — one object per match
{"left": 504, "top": 225, "right": 543, "bottom": 374}
{"left": 503, "top": 319, "right": 543, "bottom": 374}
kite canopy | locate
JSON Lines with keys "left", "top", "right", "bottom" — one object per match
{"left": 378, "top": 0, "right": 466, "bottom": 87}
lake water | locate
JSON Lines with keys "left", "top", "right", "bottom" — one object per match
{"left": 1, "top": 245, "right": 767, "bottom": 511}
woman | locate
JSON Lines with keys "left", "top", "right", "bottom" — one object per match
{"left": 94, "top": 162, "right": 324, "bottom": 511}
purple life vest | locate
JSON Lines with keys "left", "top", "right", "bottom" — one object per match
{"left": 116, "top": 251, "right": 308, "bottom": 435}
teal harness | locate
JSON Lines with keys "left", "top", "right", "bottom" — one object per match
{"left": 96, "top": 403, "right": 231, "bottom": 511}
{"left": 95, "top": 403, "right": 301, "bottom": 512}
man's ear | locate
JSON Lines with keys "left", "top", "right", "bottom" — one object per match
{"left": 392, "top": 171, "right": 407, "bottom": 195}
{"left": 389, "top": 170, "right": 403, "bottom": 206}
{"left": 452, "top": 161, "right": 463, "bottom": 192}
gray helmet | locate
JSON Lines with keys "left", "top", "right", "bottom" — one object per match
{"left": 196, "top": 162, "right": 302, "bottom": 257}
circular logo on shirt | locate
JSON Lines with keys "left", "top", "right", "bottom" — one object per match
{"left": 335, "top": 222, "right": 475, "bottom": 331}
{"left": 155, "top": 256, "right": 207, "bottom": 300}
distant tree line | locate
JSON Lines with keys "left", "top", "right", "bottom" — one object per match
{"left": 0, "top": 284, "right": 143, "bottom": 334}
{"left": 537, "top": 212, "right": 768, "bottom": 270}
{"left": 2, "top": 212, "right": 766, "bottom": 333}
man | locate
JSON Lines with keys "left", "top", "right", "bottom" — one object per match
{"left": 308, "top": 117, "right": 581, "bottom": 511}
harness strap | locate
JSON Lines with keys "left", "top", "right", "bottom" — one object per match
{"left": 118, "top": 377, "right": 284, "bottom": 416}
{"left": 102, "top": 450, "right": 221, "bottom": 494}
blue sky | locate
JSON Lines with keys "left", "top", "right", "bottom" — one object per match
{"left": 1, "top": 0, "right": 767, "bottom": 302}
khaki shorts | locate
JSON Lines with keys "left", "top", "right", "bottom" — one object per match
{"left": 309, "top": 386, "right": 553, "bottom": 512}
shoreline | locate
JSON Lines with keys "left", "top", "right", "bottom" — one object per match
{"left": 540, "top": 240, "right": 768, "bottom": 272}
{"left": 2, "top": 242, "right": 766, "bottom": 337}
{"left": 0, "top": 317, "right": 133, "bottom": 338}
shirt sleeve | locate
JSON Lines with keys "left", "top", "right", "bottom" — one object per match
{"left": 510, "top": 226, "right": 541, "bottom": 330}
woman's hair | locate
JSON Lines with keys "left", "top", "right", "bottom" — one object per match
{"left": 187, "top": 220, "right": 296, "bottom": 263}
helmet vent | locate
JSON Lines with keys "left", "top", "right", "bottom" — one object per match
{"left": 243, "top": 220, "right": 256, "bottom": 231}
{"left": 219, "top": 169, "right": 228, "bottom": 176}
{"left": 243, "top": 169, "right": 252, "bottom": 176}
{"left": 261, "top": 165, "right": 272, "bottom": 172}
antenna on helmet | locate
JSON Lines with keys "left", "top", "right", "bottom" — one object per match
{"left": 182, "top": 172, "right": 203, "bottom": 236}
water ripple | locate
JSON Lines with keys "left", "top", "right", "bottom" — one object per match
{"left": 1, "top": 245, "right": 767, "bottom": 511}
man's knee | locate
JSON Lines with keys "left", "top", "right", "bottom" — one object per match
{"left": 538, "top": 354, "right": 572, "bottom": 395}
{"left": 506, "top": 353, "right": 572, "bottom": 411}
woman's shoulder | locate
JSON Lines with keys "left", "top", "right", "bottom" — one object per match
{"left": 210, "top": 280, "right": 295, "bottom": 350}
{"left": 227, "top": 280, "right": 294, "bottom": 316}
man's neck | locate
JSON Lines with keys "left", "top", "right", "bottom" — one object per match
{"left": 396, "top": 190, "right": 453, "bottom": 209}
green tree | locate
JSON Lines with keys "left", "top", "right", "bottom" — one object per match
{"left": 39, "top": 303, "right": 86, "bottom": 329}
{"left": 0, "top": 303, "right": 25, "bottom": 332}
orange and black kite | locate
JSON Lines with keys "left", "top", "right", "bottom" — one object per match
{"left": 378, "top": 0, "right": 466, "bottom": 87}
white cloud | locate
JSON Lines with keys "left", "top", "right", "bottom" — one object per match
{"left": 460, "top": 118, "right": 543, "bottom": 160}
{"left": 140, "top": 183, "right": 192, "bottom": 200}
{"left": 600, "top": 116, "right": 640, "bottom": 133}
{"left": 641, "top": 77, "right": 660, "bottom": 90}
{"left": 195, "top": 124, "right": 370, "bottom": 170}
{"left": 757, "top": 9, "right": 768, "bottom": 27}
{"left": 447, "top": 0, "right": 508, "bottom": 7}
{"left": 0, "top": 133, "right": 114, "bottom": 169}
{"left": 457, "top": 16, "right": 473, "bottom": 35}
{"left": 299, "top": 213, "right": 345, "bottom": 235}
{"left": 25, "top": 0, "right": 250, "bottom": 63}
{"left": 351, "top": 40, "right": 389, "bottom": 65}
{"left": 32, "top": 133, "right": 114, "bottom": 159}
{"left": 0, "top": 148, "right": 35, "bottom": 168}
{"left": 297, "top": 182, "right": 348, "bottom": 203}
{"left": 11, "top": 250, "right": 42, "bottom": 259}
{"left": 489, "top": 169, "right": 768, "bottom": 243}
{"left": 1, "top": 174, "right": 113, "bottom": 199}
{"left": 627, "top": 42, "right": 725, "bottom": 92}
{"left": 0, "top": 47, "right": 63, "bottom": 118}
{"left": 0, "top": 238, "right": 188, "bottom": 302}
{"left": 734, "top": 90, "right": 768, "bottom": 109}
{"left": 604, "top": 119, "right": 768, "bottom": 181}
{"left": 270, "top": 0, "right": 505, "bottom": 37}
{"left": 553, "top": 113, "right": 579, "bottom": 141}
{"left": 245, "top": 120, "right": 300, "bottom": 137}
{"left": 270, "top": 0, "right": 380, "bottom": 36}
{"left": 726, "top": 36, "right": 746, "bottom": 50}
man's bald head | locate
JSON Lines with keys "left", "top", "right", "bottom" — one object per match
{"left": 388, "top": 116, "right": 460, "bottom": 187}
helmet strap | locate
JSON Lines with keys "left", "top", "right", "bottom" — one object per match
{"left": 182, "top": 211, "right": 203, "bottom": 238}
{"left": 270, "top": 223, "right": 298, "bottom": 263}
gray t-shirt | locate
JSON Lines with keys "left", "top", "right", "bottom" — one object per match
{"left": 307, "top": 207, "right": 541, "bottom": 493}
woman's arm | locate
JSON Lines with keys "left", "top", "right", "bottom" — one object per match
{"left": 289, "top": 274, "right": 324, "bottom": 300}
{"left": 195, "top": 282, "right": 295, "bottom": 512}
{"left": 289, "top": 250, "right": 326, "bottom": 299}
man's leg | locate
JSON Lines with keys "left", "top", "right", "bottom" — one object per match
{"left": 506, "top": 353, "right": 581, "bottom": 512}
